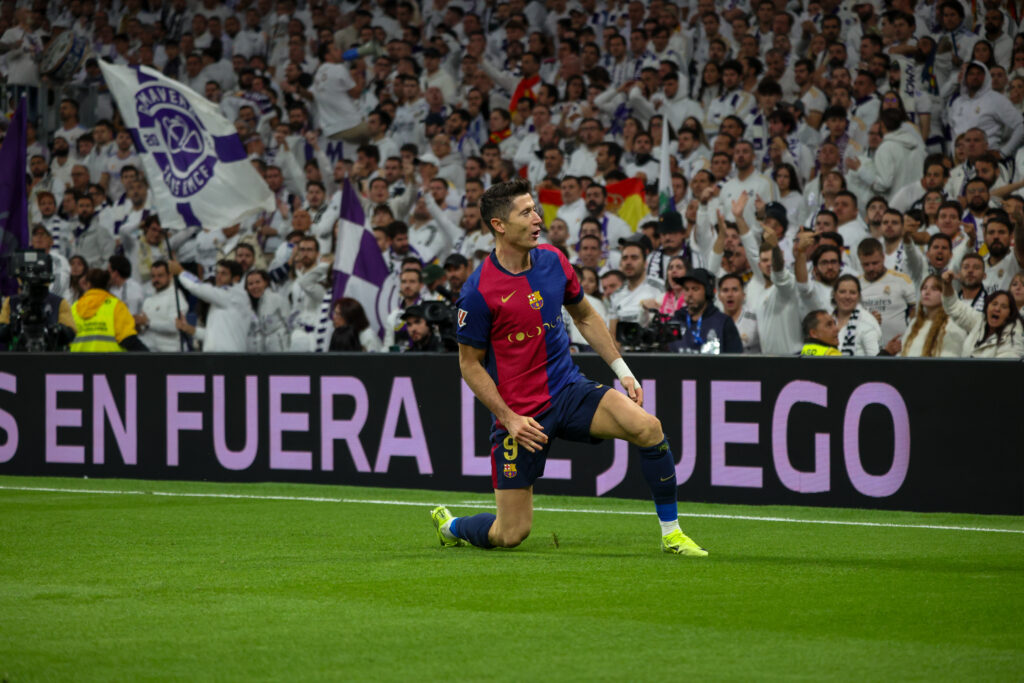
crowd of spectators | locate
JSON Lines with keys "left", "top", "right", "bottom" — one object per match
{"left": 2, "top": 0, "right": 1024, "bottom": 357}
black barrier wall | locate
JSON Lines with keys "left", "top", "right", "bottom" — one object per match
{"left": 0, "top": 354, "right": 1021, "bottom": 514}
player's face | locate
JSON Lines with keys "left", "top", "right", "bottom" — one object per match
{"left": 494, "top": 194, "right": 543, "bottom": 250}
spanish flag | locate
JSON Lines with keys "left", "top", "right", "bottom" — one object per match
{"left": 606, "top": 178, "right": 646, "bottom": 232}
{"left": 539, "top": 188, "right": 563, "bottom": 228}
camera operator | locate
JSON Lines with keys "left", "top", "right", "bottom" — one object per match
{"left": 69, "top": 268, "right": 148, "bottom": 352}
{"left": 29, "top": 224, "right": 70, "bottom": 299}
{"left": 0, "top": 251, "right": 76, "bottom": 351}
{"left": 607, "top": 235, "right": 662, "bottom": 346}
{"left": 668, "top": 269, "right": 744, "bottom": 354}
{"left": 401, "top": 304, "right": 444, "bottom": 352}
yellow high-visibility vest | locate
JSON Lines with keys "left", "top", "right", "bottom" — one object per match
{"left": 70, "top": 296, "right": 124, "bottom": 352}
{"left": 800, "top": 342, "right": 842, "bottom": 357}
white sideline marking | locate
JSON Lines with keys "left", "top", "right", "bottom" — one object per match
{"left": 2, "top": 484, "right": 1023, "bottom": 535}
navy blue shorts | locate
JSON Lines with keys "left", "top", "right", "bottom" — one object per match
{"left": 490, "top": 377, "right": 613, "bottom": 489}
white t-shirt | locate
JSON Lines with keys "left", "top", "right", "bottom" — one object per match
{"left": 0, "top": 27, "right": 41, "bottom": 85}
{"left": 607, "top": 279, "right": 662, "bottom": 323}
{"left": 859, "top": 269, "right": 917, "bottom": 343}
{"left": 312, "top": 61, "right": 362, "bottom": 137}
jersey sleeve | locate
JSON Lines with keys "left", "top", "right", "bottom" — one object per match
{"left": 544, "top": 244, "right": 584, "bottom": 305}
{"left": 455, "top": 283, "right": 492, "bottom": 349}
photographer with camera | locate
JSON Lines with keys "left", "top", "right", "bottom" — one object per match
{"left": 607, "top": 235, "right": 662, "bottom": 348}
{"left": 400, "top": 304, "right": 444, "bottom": 352}
{"left": 68, "top": 268, "right": 148, "bottom": 352}
{"left": 0, "top": 251, "right": 76, "bottom": 351}
{"left": 28, "top": 224, "right": 70, "bottom": 299}
{"left": 667, "top": 269, "right": 744, "bottom": 354}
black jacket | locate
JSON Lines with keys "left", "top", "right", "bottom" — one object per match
{"left": 668, "top": 304, "right": 744, "bottom": 354}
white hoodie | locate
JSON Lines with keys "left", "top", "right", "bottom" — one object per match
{"left": 948, "top": 61, "right": 1024, "bottom": 157}
{"left": 868, "top": 123, "right": 926, "bottom": 201}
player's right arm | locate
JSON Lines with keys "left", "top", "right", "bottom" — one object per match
{"left": 458, "top": 343, "right": 548, "bottom": 453}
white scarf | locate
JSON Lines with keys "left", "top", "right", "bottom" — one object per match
{"left": 837, "top": 306, "right": 860, "bottom": 356}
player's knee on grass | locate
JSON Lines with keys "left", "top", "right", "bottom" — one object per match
{"left": 492, "top": 521, "right": 532, "bottom": 548}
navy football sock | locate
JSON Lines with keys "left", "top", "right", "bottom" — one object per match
{"left": 639, "top": 437, "right": 678, "bottom": 522}
{"left": 451, "top": 512, "right": 496, "bottom": 548}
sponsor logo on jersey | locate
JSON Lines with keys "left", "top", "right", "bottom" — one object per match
{"left": 505, "top": 318, "right": 562, "bottom": 343}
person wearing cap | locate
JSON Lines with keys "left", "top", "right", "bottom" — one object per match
{"left": 646, "top": 210, "right": 698, "bottom": 283}
{"left": 443, "top": 253, "right": 471, "bottom": 298}
{"left": 799, "top": 310, "right": 843, "bottom": 356}
{"left": 383, "top": 268, "right": 425, "bottom": 350}
{"left": 400, "top": 304, "right": 443, "bottom": 352}
{"left": 668, "top": 268, "right": 743, "bottom": 354}
{"left": 733, "top": 192, "right": 804, "bottom": 353}
{"left": 421, "top": 47, "right": 457, "bottom": 103}
{"left": 421, "top": 264, "right": 448, "bottom": 299}
{"left": 607, "top": 234, "right": 662, "bottom": 343}
{"left": 29, "top": 224, "right": 71, "bottom": 300}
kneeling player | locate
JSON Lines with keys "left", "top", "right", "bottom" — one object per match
{"left": 430, "top": 178, "right": 707, "bottom": 556}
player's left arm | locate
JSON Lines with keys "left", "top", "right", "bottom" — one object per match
{"left": 565, "top": 297, "right": 643, "bottom": 406}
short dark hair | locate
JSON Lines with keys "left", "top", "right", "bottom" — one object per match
{"left": 801, "top": 310, "right": 829, "bottom": 339}
{"left": 928, "top": 232, "right": 953, "bottom": 249}
{"left": 86, "top": 268, "right": 110, "bottom": 291}
{"left": 108, "top": 255, "right": 131, "bottom": 279}
{"left": 480, "top": 177, "right": 533, "bottom": 235}
{"left": 857, "top": 237, "right": 883, "bottom": 258}
{"left": 217, "top": 259, "right": 243, "bottom": 280}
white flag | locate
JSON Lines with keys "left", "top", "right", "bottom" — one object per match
{"left": 99, "top": 61, "right": 274, "bottom": 230}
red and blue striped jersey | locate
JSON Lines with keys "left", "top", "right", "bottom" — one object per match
{"left": 456, "top": 245, "right": 584, "bottom": 422}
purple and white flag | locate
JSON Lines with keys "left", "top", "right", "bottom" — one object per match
{"left": 98, "top": 61, "right": 273, "bottom": 230}
{"left": 331, "top": 177, "right": 398, "bottom": 342}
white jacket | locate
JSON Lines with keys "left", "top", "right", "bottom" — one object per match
{"left": 948, "top": 62, "right": 1024, "bottom": 157}
{"left": 943, "top": 293, "right": 1024, "bottom": 358}
{"left": 247, "top": 288, "right": 291, "bottom": 352}
{"left": 177, "top": 273, "right": 250, "bottom": 352}
{"left": 900, "top": 315, "right": 967, "bottom": 358}
{"left": 869, "top": 123, "right": 926, "bottom": 201}
{"left": 139, "top": 284, "right": 190, "bottom": 352}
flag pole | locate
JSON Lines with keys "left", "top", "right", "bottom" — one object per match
{"left": 163, "top": 231, "right": 188, "bottom": 351}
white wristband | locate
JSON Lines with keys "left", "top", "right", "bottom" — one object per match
{"left": 610, "top": 358, "right": 634, "bottom": 382}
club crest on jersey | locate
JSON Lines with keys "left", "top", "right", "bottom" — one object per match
{"left": 528, "top": 290, "right": 544, "bottom": 310}
{"left": 457, "top": 308, "right": 468, "bottom": 327}
{"left": 504, "top": 463, "right": 517, "bottom": 478}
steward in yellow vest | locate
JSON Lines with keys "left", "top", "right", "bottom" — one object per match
{"left": 799, "top": 309, "right": 841, "bottom": 357}
{"left": 70, "top": 269, "right": 148, "bottom": 352}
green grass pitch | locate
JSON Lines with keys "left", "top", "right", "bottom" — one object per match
{"left": 1, "top": 475, "right": 1022, "bottom": 681}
